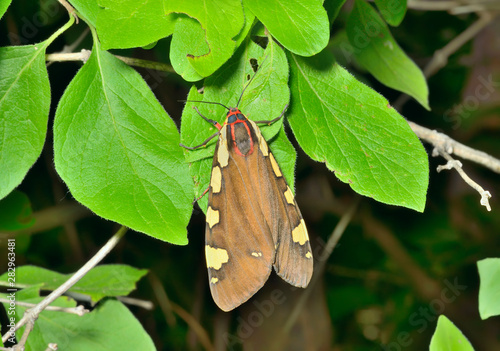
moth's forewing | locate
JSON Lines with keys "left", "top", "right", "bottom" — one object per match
{"left": 204, "top": 111, "right": 313, "bottom": 312}
{"left": 205, "top": 123, "right": 275, "bottom": 312}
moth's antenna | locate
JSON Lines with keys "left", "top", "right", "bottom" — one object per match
{"left": 179, "top": 100, "right": 230, "bottom": 110}
{"left": 236, "top": 55, "right": 269, "bottom": 108}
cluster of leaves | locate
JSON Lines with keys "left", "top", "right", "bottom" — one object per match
{"left": 0, "top": 0, "right": 431, "bottom": 245}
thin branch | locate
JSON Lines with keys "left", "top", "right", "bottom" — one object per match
{"left": 284, "top": 198, "right": 360, "bottom": 333}
{"left": 57, "top": 0, "right": 77, "bottom": 23}
{"left": 0, "top": 299, "right": 89, "bottom": 316}
{"left": 149, "top": 273, "right": 176, "bottom": 327}
{"left": 393, "top": 12, "right": 495, "bottom": 109}
{"left": 423, "top": 12, "right": 495, "bottom": 78}
{"left": 170, "top": 302, "right": 215, "bottom": 351}
{"left": 44, "top": 343, "right": 58, "bottom": 351}
{"left": 45, "top": 51, "right": 175, "bottom": 73}
{"left": 116, "top": 296, "right": 154, "bottom": 310}
{"left": 1, "top": 227, "right": 128, "bottom": 346}
{"left": 434, "top": 149, "right": 492, "bottom": 211}
{"left": 46, "top": 50, "right": 91, "bottom": 64}
{"left": 409, "top": 121, "right": 500, "bottom": 173}
{"left": 363, "top": 211, "right": 442, "bottom": 301}
{"left": 407, "top": 0, "right": 500, "bottom": 12}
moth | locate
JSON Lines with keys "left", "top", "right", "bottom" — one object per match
{"left": 181, "top": 65, "right": 313, "bottom": 311}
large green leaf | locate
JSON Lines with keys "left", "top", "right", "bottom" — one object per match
{"left": 53, "top": 42, "right": 193, "bottom": 244}
{"left": 347, "top": 0, "right": 429, "bottom": 109}
{"left": 0, "top": 265, "right": 148, "bottom": 303}
{"left": 166, "top": 0, "right": 246, "bottom": 77}
{"left": 430, "top": 315, "right": 474, "bottom": 351}
{"left": 288, "top": 49, "right": 428, "bottom": 211}
{"left": 97, "top": 0, "right": 176, "bottom": 50}
{"left": 244, "top": 0, "right": 329, "bottom": 56}
{"left": 0, "top": 44, "right": 51, "bottom": 200}
{"left": 180, "top": 39, "right": 292, "bottom": 212}
{"left": 478, "top": 258, "right": 500, "bottom": 320}
{"left": 70, "top": 0, "right": 100, "bottom": 26}
{"left": 0, "top": 0, "right": 11, "bottom": 19}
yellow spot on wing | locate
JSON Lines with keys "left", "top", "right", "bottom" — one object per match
{"left": 206, "top": 245, "right": 229, "bottom": 270}
{"left": 251, "top": 251, "right": 262, "bottom": 257}
{"left": 206, "top": 206, "right": 219, "bottom": 229}
{"left": 269, "top": 153, "right": 282, "bottom": 177}
{"left": 211, "top": 166, "right": 222, "bottom": 193}
{"left": 306, "top": 251, "right": 313, "bottom": 259}
{"left": 284, "top": 186, "right": 295, "bottom": 205}
{"left": 210, "top": 277, "right": 219, "bottom": 284}
{"left": 217, "top": 126, "right": 229, "bottom": 167}
{"left": 292, "top": 219, "right": 309, "bottom": 245}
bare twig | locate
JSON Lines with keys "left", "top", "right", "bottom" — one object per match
{"left": 0, "top": 299, "right": 89, "bottom": 316}
{"left": 45, "top": 51, "right": 175, "bottom": 73}
{"left": 434, "top": 149, "right": 492, "bottom": 211}
{"left": 423, "top": 12, "right": 494, "bottom": 78}
{"left": 408, "top": 122, "right": 495, "bottom": 210}
{"left": 407, "top": 0, "right": 500, "bottom": 13}
{"left": 363, "top": 212, "right": 442, "bottom": 301}
{"left": 284, "top": 198, "right": 360, "bottom": 332}
{"left": 46, "top": 50, "right": 91, "bottom": 64}
{"left": 170, "top": 302, "right": 215, "bottom": 351}
{"left": 1, "top": 227, "right": 127, "bottom": 346}
{"left": 57, "top": 0, "right": 77, "bottom": 23}
{"left": 409, "top": 121, "right": 500, "bottom": 173}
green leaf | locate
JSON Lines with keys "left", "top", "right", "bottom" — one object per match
{"left": 70, "top": 0, "right": 99, "bottom": 26}
{"left": 374, "top": 0, "right": 407, "bottom": 26}
{"left": 10, "top": 297, "right": 155, "bottom": 351}
{"left": 288, "top": 50, "right": 429, "bottom": 212}
{"left": 0, "top": 265, "right": 148, "bottom": 303}
{"left": 347, "top": 0, "right": 429, "bottom": 109}
{"left": 0, "top": 44, "right": 51, "bottom": 200}
{"left": 430, "top": 315, "right": 474, "bottom": 351}
{"left": 0, "top": 0, "right": 11, "bottom": 19}
{"left": 244, "top": 0, "right": 329, "bottom": 56}
{"left": 478, "top": 258, "right": 500, "bottom": 320}
{"left": 0, "top": 190, "right": 35, "bottom": 231}
{"left": 180, "top": 39, "right": 290, "bottom": 212}
{"left": 53, "top": 43, "right": 193, "bottom": 245}
{"left": 170, "top": 7, "right": 255, "bottom": 82}
{"left": 166, "top": 0, "right": 246, "bottom": 77}
{"left": 97, "top": 0, "right": 176, "bottom": 50}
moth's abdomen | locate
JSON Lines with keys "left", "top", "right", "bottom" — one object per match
{"left": 231, "top": 122, "right": 253, "bottom": 156}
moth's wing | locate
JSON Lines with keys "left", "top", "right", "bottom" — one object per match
{"left": 205, "top": 125, "right": 275, "bottom": 312}
{"left": 249, "top": 121, "right": 314, "bottom": 288}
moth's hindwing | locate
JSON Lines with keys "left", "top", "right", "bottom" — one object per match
{"left": 248, "top": 120, "right": 313, "bottom": 288}
{"left": 205, "top": 109, "right": 313, "bottom": 312}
